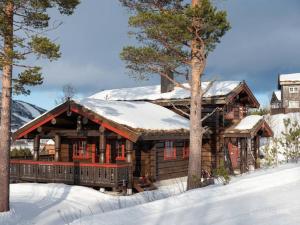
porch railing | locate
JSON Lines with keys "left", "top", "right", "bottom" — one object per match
{"left": 270, "top": 107, "right": 300, "bottom": 115}
{"left": 10, "top": 160, "right": 130, "bottom": 188}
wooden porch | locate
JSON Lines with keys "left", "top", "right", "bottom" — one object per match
{"left": 10, "top": 160, "right": 131, "bottom": 188}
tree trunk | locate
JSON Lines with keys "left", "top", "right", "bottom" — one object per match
{"left": 187, "top": 0, "right": 205, "bottom": 190}
{"left": 0, "top": 0, "right": 14, "bottom": 212}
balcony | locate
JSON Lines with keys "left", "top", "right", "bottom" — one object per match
{"left": 10, "top": 160, "right": 131, "bottom": 188}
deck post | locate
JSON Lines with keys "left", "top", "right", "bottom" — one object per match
{"left": 125, "top": 139, "right": 133, "bottom": 195}
{"left": 33, "top": 135, "right": 40, "bottom": 161}
{"left": 54, "top": 134, "right": 61, "bottom": 162}
{"left": 247, "top": 137, "right": 254, "bottom": 171}
{"left": 125, "top": 140, "right": 133, "bottom": 164}
{"left": 99, "top": 126, "right": 106, "bottom": 164}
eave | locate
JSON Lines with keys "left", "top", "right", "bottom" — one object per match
{"left": 13, "top": 100, "right": 141, "bottom": 143}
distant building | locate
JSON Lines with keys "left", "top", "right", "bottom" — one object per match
{"left": 271, "top": 73, "right": 300, "bottom": 114}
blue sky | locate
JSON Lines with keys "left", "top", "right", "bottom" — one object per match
{"left": 15, "top": 0, "right": 300, "bottom": 110}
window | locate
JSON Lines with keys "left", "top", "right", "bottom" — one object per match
{"left": 233, "top": 107, "right": 240, "bottom": 119}
{"left": 289, "top": 87, "right": 299, "bottom": 94}
{"left": 73, "top": 140, "right": 90, "bottom": 159}
{"left": 164, "top": 141, "right": 176, "bottom": 160}
{"left": 183, "top": 142, "right": 189, "bottom": 159}
{"left": 116, "top": 141, "right": 125, "bottom": 161}
{"left": 288, "top": 101, "right": 300, "bottom": 108}
{"left": 271, "top": 102, "right": 281, "bottom": 109}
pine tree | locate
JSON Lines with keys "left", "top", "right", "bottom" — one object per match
{"left": 119, "top": 0, "right": 230, "bottom": 190}
{"left": 0, "top": 0, "right": 80, "bottom": 212}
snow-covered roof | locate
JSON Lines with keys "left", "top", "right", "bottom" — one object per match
{"left": 235, "top": 115, "right": 263, "bottom": 130}
{"left": 224, "top": 115, "right": 272, "bottom": 138}
{"left": 77, "top": 98, "right": 189, "bottom": 131}
{"left": 88, "top": 81, "right": 242, "bottom": 101}
{"left": 15, "top": 99, "right": 190, "bottom": 140}
{"left": 274, "top": 90, "right": 281, "bottom": 101}
{"left": 279, "top": 73, "right": 300, "bottom": 82}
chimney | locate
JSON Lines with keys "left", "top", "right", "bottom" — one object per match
{"left": 161, "top": 71, "right": 174, "bottom": 93}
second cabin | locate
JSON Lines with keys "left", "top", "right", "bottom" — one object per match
{"left": 92, "top": 80, "right": 273, "bottom": 175}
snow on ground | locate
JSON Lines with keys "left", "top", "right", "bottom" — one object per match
{"left": 17, "top": 101, "right": 44, "bottom": 118}
{"left": 1, "top": 164, "right": 299, "bottom": 225}
{"left": 265, "top": 112, "right": 300, "bottom": 139}
{"left": 0, "top": 177, "right": 187, "bottom": 225}
{"left": 71, "top": 164, "right": 300, "bottom": 225}
{"left": 12, "top": 113, "right": 31, "bottom": 124}
{"left": 261, "top": 112, "right": 300, "bottom": 161}
{"left": 88, "top": 81, "right": 241, "bottom": 101}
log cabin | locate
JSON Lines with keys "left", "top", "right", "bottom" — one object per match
{"left": 90, "top": 78, "right": 273, "bottom": 174}
{"left": 271, "top": 73, "right": 300, "bottom": 115}
{"left": 11, "top": 99, "right": 190, "bottom": 193}
{"left": 11, "top": 78, "right": 273, "bottom": 192}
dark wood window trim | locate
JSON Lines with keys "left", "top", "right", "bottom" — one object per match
{"left": 164, "top": 140, "right": 176, "bottom": 160}
{"left": 183, "top": 142, "right": 189, "bottom": 159}
{"left": 72, "top": 139, "right": 90, "bottom": 160}
{"left": 116, "top": 141, "right": 125, "bottom": 161}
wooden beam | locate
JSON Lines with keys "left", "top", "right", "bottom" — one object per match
{"left": 54, "top": 134, "right": 61, "bottom": 162}
{"left": 51, "top": 118, "right": 74, "bottom": 126}
{"left": 99, "top": 126, "right": 105, "bottom": 164}
{"left": 33, "top": 135, "right": 40, "bottom": 161}
{"left": 125, "top": 140, "right": 133, "bottom": 164}
{"left": 47, "top": 129, "right": 100, "bottom": 137}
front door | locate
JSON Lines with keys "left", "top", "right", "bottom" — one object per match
{"left": 228, "top": 140, "right": 239, "bottom": 169}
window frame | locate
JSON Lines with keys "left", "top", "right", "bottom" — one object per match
{"left": 116, "top": 140, "right": 125, "bottom": 161}
{"left": 288, "top": 100, "right": 300, "bottom": 109}
{"left": 72, "top": 139, "right": 90, "bottom": 159}
{"left": 164, "top": 140, "right": 176, "bottom": 160}
{"left": 183, "top": 142, "right": 189, "bottom": 159}
{"left": 289, "top": 87, "right": 299, "bottom": 94}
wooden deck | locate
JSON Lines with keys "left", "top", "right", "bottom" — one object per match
{"left": 10, "top": 160, "right": 131, "bottom": 188}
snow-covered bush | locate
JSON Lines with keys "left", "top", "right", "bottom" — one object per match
{"left": 262, "top": 138, "right": 279, "bottom": 167}
{"left": 279, "top": 118, "right": 300, "bottom": 163}
{"left": 213, "top": 162, "right": 230, "bottom": 185}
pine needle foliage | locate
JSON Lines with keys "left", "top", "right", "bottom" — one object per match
{"left": 0, "top": 0, "right": 80, "bottom": 95}
{"left": 120, "top": 0, "right": 230, "bottom": 81}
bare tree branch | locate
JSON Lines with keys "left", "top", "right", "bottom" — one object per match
{"left": 171, "top": 103, "right": 190, "bottom": 117}
{"left": 201, "top": 79, "right": 215, "bottom": 97}
{"left": 201, "top": 107, "right": 220, "bottom": 122}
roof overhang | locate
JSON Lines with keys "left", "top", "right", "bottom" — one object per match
{"left": 13, "top": 100, "right": 190, "bottom": 143}
{"left": 151, "top": 82, "right": 260, "bottom": 108}
{"left": 225, "top": 82, "right": 260, "bottom": 108}
{"left": 224, "top": 118, "right": 273, "bottom": 138}
{"left": 13, "top": 100, "right": 141, "bottom": 142}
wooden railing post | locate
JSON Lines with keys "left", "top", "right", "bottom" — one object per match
{"left": 54, "top": 134, "right": 61, "bottom": 162}
{"left": 33, "top": 135, "right": 40, "bottom": 161}
{"left": 99, "top": 126, "right": 106, "bottom": 164}
{"left": 125, "top": 140, "right": 133, "bottom": 195}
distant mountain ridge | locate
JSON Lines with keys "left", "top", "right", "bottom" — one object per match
{"left": 1, "top": 99, "right": 46, "bottom": 131}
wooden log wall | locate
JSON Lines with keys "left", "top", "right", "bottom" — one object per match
{"left": 282, "top": 84, "right": 300, "bottom": 108}
{"left": 134, "top": 140, "right": 213, "bottom": 181}
{"left": 60, "top": 140, "right": 71, "bottom": 162}
{"left": 151, "top": 141, "right": 188, "bottom": 181}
